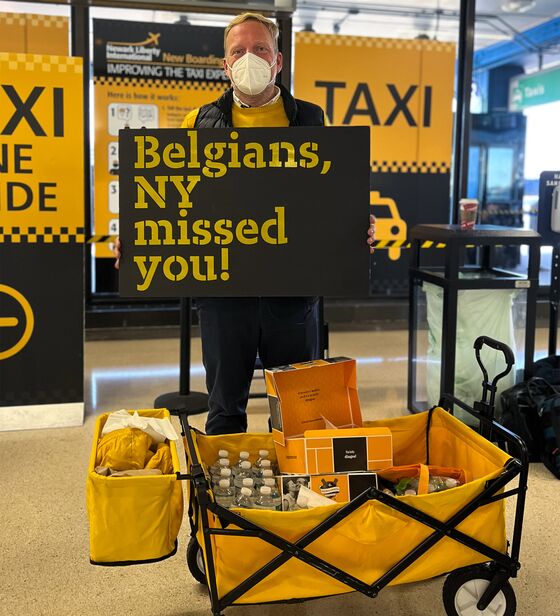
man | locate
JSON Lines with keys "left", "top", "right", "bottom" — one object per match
{"left": 116, "top": 12, "right": 375, "bottom": 435}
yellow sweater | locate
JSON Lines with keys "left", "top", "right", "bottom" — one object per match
{"left": 181, "top": 96, "right": 290, "bottom": 129}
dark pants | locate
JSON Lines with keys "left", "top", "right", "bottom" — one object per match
{"left": 196, "top": 297, "right": 320, "bottom": 435}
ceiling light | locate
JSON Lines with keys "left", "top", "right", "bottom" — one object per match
{"left": 501, "top": 0, "right": 536, "bottom": 12}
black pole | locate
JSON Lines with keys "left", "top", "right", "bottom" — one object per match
{"left": 451, "top": 0, "right": 476, "bottom": 223}
{"left": 524, "top": 240, "right": 540, "bottom": 380}
{"left": 70, "top": 5, "right": 91, "bottom": 303}
{"left": 549, "top": 244, "right": 560, "bottom": 355}
{"left": 278, "top": 12, "right": 328, "bottom": 361}
{"left": 179, "top": 297, "right": 191, "bottom": 395}
{"left": 407, "top": 238, "right": 421, "bottom": 412}
{"left": 277, "top": 14, "right": 292, "bottom": 92}
{"left": 154, "top": 298, "right": 208, "bottom": 415}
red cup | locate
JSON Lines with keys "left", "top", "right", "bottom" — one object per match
{"left": 459, "top": 199, "right": 478, "bottom": 230}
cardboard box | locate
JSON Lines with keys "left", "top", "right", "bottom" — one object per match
{"left": 266, "top": 357, "right": 362, "bottom": 446}
{"left": 274, "top": 427, "right": 393, "bottom": 474}
{"left": 280, "top": 472, "right": 378, "bottom": 510}
{"left": 304, "top": 427, "right": 393, "bottom": 474}
{"left": 266, "top": 357, "right": 392, "bottom": 474}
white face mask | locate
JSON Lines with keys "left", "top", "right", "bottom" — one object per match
{"left": 227, "top": 51, "right": 276, "bottom": 96}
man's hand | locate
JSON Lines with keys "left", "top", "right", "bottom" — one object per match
{"left": 367, "top": 214, "right": 376, "bottom": 254}
{"left": 113, "top": 237, "right": 121, "bottom": 270}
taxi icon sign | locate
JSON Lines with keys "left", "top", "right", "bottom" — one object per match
{"left": 0, "top": 284, "right": 34, "bottom": 360}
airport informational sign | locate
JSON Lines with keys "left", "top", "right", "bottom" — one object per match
{"left": 510, "top": 67, "right": 560, "bottom": 111}
{"left": 92, "top": 19, "right": 228, "bottom": 257}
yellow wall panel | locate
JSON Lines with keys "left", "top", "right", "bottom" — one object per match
{"left": 416, "top": 45, "right": 455, "bottom": 171}
{"left": 25, "top": 14, "right": 69, "bottom": 56}
{"left": 0, "top": 13, "right": 27, "bottom": 52}
{"left": 294, "top": 33, "right": 455, "bottom": 171}
{"left": 0, "top": 13, "right": 68, "bottom": 55}
{"left": 0, "top": 53, "right": 84, "bottom": 237}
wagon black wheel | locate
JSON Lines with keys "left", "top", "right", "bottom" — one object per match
{"left": 187, "top": 537, "right": 207, "bottom": 585}
{"left": 443, "top": 565, "right": 516, "bottom": 616}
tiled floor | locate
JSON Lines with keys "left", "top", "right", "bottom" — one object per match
{"left": 1, "top": 328, "right": 558, "bottom": 616}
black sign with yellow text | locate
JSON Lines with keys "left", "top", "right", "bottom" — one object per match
{"left": 119, "top": 127, "right": 370, "bottom": 297}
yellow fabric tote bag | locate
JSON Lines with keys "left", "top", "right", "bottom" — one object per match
{"left": 86, "top": 409, "right": 183, "bottom": 565}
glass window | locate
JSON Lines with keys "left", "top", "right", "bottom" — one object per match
{"left": 487, "top": 146, "right": 515, "bottom": 201}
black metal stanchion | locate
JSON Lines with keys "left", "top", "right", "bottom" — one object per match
{"left": 548, "top": 244, "right": 560, "bottom": 356}
{"left": 318, "top": 296, "right": 329, "bottom": 359}
{"left": 451, "top": 0, "right": 476, "bottom": 223}
{"left": 154, "top": 298, "right": 208, "bottom": 416}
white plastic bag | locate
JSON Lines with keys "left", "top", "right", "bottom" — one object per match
{"left": 101, "top": 409, "right": 179, "bottom": 443}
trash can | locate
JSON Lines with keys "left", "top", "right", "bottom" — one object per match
{"left": 408, "top": 223, "right": 540, "bottom": 417}
{"left": 424, "top": 282, "right": 516, "bottom": 424}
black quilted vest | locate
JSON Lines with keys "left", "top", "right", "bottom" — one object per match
{"left": 194, "top": 84, "right": 325, "bottom": 128}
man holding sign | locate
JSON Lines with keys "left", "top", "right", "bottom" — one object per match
{"left": 116, "top": 12, "right": 375, "bottom": 435}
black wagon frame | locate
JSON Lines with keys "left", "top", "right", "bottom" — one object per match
{"left": 177, "top": 377, "right": 528, "bottom": 616}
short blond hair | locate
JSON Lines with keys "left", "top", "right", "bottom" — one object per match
{"left": 224, "top": 12, "right": 279, "bottom": 54}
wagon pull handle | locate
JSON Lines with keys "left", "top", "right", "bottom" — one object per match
{"left": 473, "top": 336, "right": 515, "bottom": 405}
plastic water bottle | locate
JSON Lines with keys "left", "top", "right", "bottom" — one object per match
{"left": 263, "top": 478, "right": 282, "bottom": 510}
{"left": 254, "top": 486, "right": 275, "bottom": 510}
{"left": 255, "top": 449, "right": 270, "bottom": 468}
{"left": 242, "top": 477, "right": 257, "bottom": 498}
{"left": 254, "top": 459, "right": 272, "bottom": 487}
{"left": 233, "top": 451, "right": 250, "bottom": 477}
{"left": 256, "top": 468, "right": 273, "bottom": 488}
{"left": 216, "top": 467, "right": 233, "bottom": 488}
{"left": 214, "top": 479, "right": 234, "bottom": 509}
{"left": 259, "top": 459, "right": 272, "bottom": 473}
{"left": 233, "top": 486, "right": 253, "bottom": 509}
{"left": 210, "top": 450, "right": 229, "bottom": 475}
{"left": 210, "top": 458, "right": 230, "bottom": 485}
{"left": 233, "top": 460, "right": 252, "bottom": 491}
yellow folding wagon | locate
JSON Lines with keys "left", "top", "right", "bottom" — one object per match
{"left": 180, "top": 337, "right": 528, "bottom": 616}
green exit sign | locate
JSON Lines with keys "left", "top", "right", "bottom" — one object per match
{"left": 510, "top": 66, "right": 560, "bottom": 110}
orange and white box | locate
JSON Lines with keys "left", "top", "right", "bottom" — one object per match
{"left": 304, "top": 427, "right": 393, "bottom": 474}
{"left": 265, "top": 357, "right": 393, "bottom": 474}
